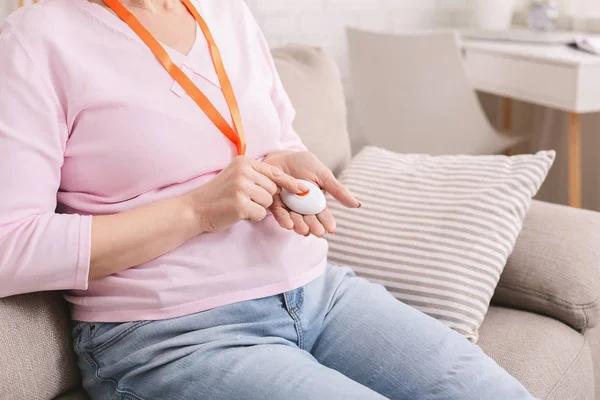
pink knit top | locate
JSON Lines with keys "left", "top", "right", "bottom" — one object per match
{"left": 0, "top": 0, "right": 327, "bottom": 321}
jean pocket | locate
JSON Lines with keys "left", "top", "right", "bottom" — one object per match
{"left": 75, "top": 320, "right": 152, "bottom": 357}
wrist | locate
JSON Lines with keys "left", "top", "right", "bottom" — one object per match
{"left": 178, "top": 194, "right": 208, "bottom": 236}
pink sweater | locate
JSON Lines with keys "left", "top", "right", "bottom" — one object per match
{"left": 0, "top": 0, "right": 328, "bottom": 321}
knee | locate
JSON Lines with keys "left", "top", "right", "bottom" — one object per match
{"left": 426, "top": 343, "right": 534, "bottom": 400}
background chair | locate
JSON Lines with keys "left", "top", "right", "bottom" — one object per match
{"left": 347, "top": 28, "right": 527, "bottom": 155}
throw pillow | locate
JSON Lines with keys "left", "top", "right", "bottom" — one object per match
{"left": 326, "top": 146, "right": 555, "bottom": 342}
{"left": 272, "top": 45, "right": 352, "bottom": 176}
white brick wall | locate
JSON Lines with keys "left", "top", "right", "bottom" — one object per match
{"left": 246, "top": 0, "right": 595, "bottom": 79}
{"left": 248, "top": 0, "right": 473, "bottom": 75}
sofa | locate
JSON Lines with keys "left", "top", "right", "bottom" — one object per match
{"left": 1, "top": 45, "right": 600, "bottom": 400}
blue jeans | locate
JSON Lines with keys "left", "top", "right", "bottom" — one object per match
{"left": 73, "top": 265, "right": 534, "bottom": 400}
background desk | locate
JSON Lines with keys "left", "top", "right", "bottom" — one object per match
{"left": 462, "top": 40, "right": 600, "bottom": 208}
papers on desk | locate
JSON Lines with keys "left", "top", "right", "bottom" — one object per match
{"left": 574, "top": 36, "right": 600, "bottom": 55}
{"left": 461, "top": 28, "right": 578, "bottom": 44}
{"left": 462, "top": 28, "right": 600, "bottom": 56}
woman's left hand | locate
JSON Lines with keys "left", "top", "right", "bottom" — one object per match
{"left": 263, "top": 150, "right": 360, "bottom": 237}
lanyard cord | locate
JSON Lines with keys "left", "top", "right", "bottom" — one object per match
{"left": 102, "top": 0, "right": 246, "bottom": 155}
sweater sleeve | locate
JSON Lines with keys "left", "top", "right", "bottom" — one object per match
{"left": 241, "top": 2, "right": 307, "bottom": 152}
{"left": 0, "top": 26, "right": 91, "bottom": 297}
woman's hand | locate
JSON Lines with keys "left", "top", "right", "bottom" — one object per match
{"left": 183, "top": 156, "right": 307, "bottom": 233}
{"left": 264, "top": 151, "right": 360, "bottom": 237}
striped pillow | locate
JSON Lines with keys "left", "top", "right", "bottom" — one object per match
{"left": 326, "top": 146, "right": 555, "bottom": 342}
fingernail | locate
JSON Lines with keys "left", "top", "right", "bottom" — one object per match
{"left": 272, "top": 169, "right": 282, "bottom": 177}
{"left": 298, "top": 184, "right": 309, "bottom": 193}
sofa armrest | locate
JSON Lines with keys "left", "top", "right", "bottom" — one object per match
{"left": 491, "top": 200, "right": 600, "bottom": 331}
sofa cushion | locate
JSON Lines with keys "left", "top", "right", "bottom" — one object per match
{"left": 272, "top": 44, "right": 352, "bottom": 176}
{"left": 0, "top": 292, "right": 80, "bottom": 400}
{"left": 54, "top": 391, "right": 88, "bottom": 400}
{"left": 479, "top": 306, "right": 594, "bottom": 400}
{"left": 492, "top": 200, "right": 600, "bottom": 331}
{"left": 54, "top": 390, "right": 89, "bottom": 400}
{"left": 584, "top": 325, "right": 600, "bottom": 400}
{"left": 327, "top": 146, "right": 555, "bottom": 341}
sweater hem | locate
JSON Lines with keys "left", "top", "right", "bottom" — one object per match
{"left": 70, "top": 260, "right": 327, "bottom": 322}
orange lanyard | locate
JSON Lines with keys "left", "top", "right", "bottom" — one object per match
{"left": 102, "top": 0, "right": 246, "bottom": 156}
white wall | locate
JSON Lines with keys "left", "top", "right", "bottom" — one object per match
{"left": 0, "top": 1, "right": 16, "bottom": 22}
{"left": 245, "top": 0, "right": 593, "bottom": 79}
{"left": 247, "top": 0, "right": 478, "bottom": 78}
{"left": 574, "top": 0, "right": 600, "bottom": 17}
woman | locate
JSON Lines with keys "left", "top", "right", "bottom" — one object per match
{"left": 0, "top": 0, "right": 535, "bottom": 399}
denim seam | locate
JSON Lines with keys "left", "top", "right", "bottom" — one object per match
{"left": 283, "top": 290, "right": 305, "bottom": 349}
{"left": 93, "top": 321, "right": 153, "bottom": 355}
{"left": 83, "top": 352, "right": 147, "bottom": 400}
{"left": 73, "top": 325, "right": 84, "bottom": 353}
{"left": 288, "top": 308, "right": 305, "bottom": 350}
{"left": 299, "top": 288, "right": 304, "bottom": 309}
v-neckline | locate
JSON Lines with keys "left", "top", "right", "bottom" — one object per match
{"left": 79, "top": 0, "right": 203, "bottom": 60}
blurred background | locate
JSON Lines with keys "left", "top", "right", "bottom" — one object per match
{"left": 245, "top": 0, "right": 600, "bottom": 211}
{"left": 3, "top": 0, "right": 600, "bottom": 210}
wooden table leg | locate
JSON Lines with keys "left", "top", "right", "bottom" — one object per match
{"left": 501, "top": 97, "right": 513, "bottom": 156}
{"left": 503, "top": 97, "right": 512, "bottom": 131}
{"left": 568, "top": 112, "right": 582, "bottom": 208}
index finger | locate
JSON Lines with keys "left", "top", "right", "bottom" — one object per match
{"left": 318, "top": 170, "right": 360, "bottom": 208}
{"left": 252, "top": 160, "right": 307, "bottom": 194}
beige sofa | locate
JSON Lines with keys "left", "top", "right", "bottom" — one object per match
{"left": 2, "top": 45, "right": 600, "bottom": 400}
